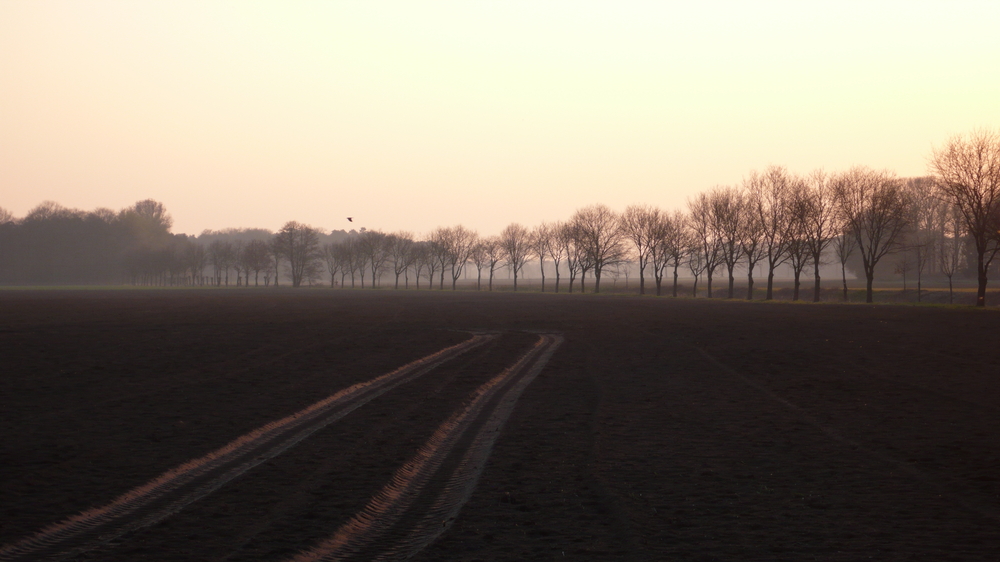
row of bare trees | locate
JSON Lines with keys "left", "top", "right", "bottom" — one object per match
{"left": 3, "top": 130, "right": 997, "bottom": 303}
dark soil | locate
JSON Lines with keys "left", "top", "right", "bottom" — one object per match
{"left": 2, "top": 289, "right": 998, "bottom": 561}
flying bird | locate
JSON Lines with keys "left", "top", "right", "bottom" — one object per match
{"left": 347, "top": 217, "right": 353, "bottom": 222}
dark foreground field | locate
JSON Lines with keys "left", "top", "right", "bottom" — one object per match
{"left": 1, "top": 289, "right": 998, "bottom": 561}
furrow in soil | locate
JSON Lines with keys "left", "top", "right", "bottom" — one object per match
{"left": 291, "top": 332, "right": 563, "bottom": 562}
{"left": 0, "top": 334, "right": 491, "bottom": 562}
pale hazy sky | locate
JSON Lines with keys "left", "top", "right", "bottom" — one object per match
{"left": 2, "top": 1, "right": 999, "bottom": 236}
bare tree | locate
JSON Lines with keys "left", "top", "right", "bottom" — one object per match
{"left": 546, "top": 221, "right": 566, "bottom": 292}
{"left": 832, "top": 167, "right": 911, "bottom": 303}
{"left": 938, "top": 205, "right": 967, "bottom": 304}
{"left": 500, "top": 223, "right": 531, "bottom": 291}
{"left": 557, "top": 222, "right": 582, "bottom": 293}
{"left": 785, "top": 181, "right": 813, "bottom": 301}
{"left": 445, "top": 226, "right": 478, "bottom": 290}
{"left": 482, "top": 236, "right": 504, "bottom": 291}
{"left": 469, "top": 240, "right": 488, "bottom": 290}
{"left": 620, "top": 204, "right": 664, "bottom": 295}
{"left": 419, "top": 240, "right": 440, "bottom": 290}
{"left": 803, "top": 170, "right": 838, "bottom": 302}
{"left": 650, "top": 210, "right": 689, "bottom": 297}
{"left": 832, "top": 230, "right": 857, "bottom": 301}
{"left": 688, "top": 194, "right": 724, "bottom": 298}
{"left": 570, "top": 204, "right": 626, "bottom": 294}
{"left": 531, "top": 223, "right": 555, "bottom": 292}
{"left": 687, "top": 244, "right": 706, "bottom": 297}
{"left": 387, "top": 231, "right": 416, "bottom": 289}
{"left": 242, "top": 239, "right": 270, "bottom": 286}
{"left": 708, "top": 188, "right": 744, "bottom": 298}
{"left": 930, "top": 129, "right": 1000, "bottom": 306}
{"left": 357, "top": 229, "right": 390, "bottom": 288}
{"left": 322, "top": 242, "right": 345, "bottom": 287}
{"left": 746, "top": 166, "right": 800, "bottom": 300}
{"left": 272, "top": 221, "right": 322, "bottom": 288}
{"left": 207, "top": 240, "right": 234, "bottom": 286}
{"left": 184, "top": 242, "right": 207, "bottom": 286}
{"left": 904, "top": 177, "right": 944, "bottom": 302}
{"left": 231, "top": 240, "right": 247, "bottom": 286}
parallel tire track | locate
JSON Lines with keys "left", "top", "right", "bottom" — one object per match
{"left": 0, "top": 334, "right": 492, "bottom": 562}
{"left": 291, "top": 332, "right": 563, "bottom": 562}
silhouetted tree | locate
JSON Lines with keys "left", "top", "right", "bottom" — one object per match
{"left": 746, "top": 166, "right": 800, "bottom": 300}
{"left": 500, "top": 223, "right": 531, "bottom": 291}
{"left": 531, "top": 223, "right": 555, "bottom": 292}
{"left": 688, "top": 195, "right": 723, "bottom": 298}
{"left": 620, "top": 204, "right": 663, "bottom": 296}
{"left": 802, "top": 170, "right": 838, "bottom": 302}
{"left": 387, "top": 232, "right": 416, "bottom": 289}
{"left": 569, "top": 204, "right": 625, "bottom": 293}
{"left": 930, "top": 129, "right": 1000, "bottom": 306}
{"left": 833, "top": 167, "right": 911, "bottom": 303}
{"left": 273, "top": 221, "right": 322, "bottom": 288}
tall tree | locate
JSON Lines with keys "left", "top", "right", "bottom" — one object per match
{"left": 620, "top": 204, "right": 663, "bottom": 296}
{"left": 832, "top": 167, "right": 911, "bottom": 303}
{"left": 387, "top": 231, "right": 416, "bottom": 290}
{"left": 802, "top": 170, "right": 838, "bottom": 302}
{"left": 929, "top": 129, "right": 1000, "bottom": 306}
{"left": 356, "top": 230, "right": 390, "bottom": 288}
{"left": 707, "top": 188, "right": 744, "bottom": 298}
{"left": 688, "top": 195, "right": 724, "bottom": 298}
{"left": 499, "top": 223, "right": 531, "bottom": 291}
{"left": 746, "top": 166, "right": 799, "bottom": 300}
{"left": 273, "top": 221, "right": 322, "bottom": 288}
{"left": 569, "top": 204, "right": 625, "bottom": 293}
{"left": 531, "top": 223, "right": 555, "bottom": 292}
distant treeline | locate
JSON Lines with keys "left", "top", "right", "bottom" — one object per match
{"left": 0, "top": 200, "right": 350, "bottom": 286}
{"left": 2, "top": 130, "right": 998, "bottom": 305}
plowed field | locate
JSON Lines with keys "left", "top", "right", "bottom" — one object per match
{"left": 2, "top": 289, "right": 998, "bottom": 561}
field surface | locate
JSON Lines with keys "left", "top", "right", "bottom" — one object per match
{"left": 1, "top": 289, "right": 998, "bottom": 561}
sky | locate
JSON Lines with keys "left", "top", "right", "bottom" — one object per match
{"left": 2, "top": 1, "right": 999, "bottom": 237}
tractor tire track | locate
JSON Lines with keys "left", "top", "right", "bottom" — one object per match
{"left": 0, "top": 334, "right": 492, "bottom": 562}
{"left": 291, "top": 332, "right": 563, "bottom": 562}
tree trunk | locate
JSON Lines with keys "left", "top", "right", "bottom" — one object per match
{"left": 747, "top": 271, "right": 754, "bottom": 300}
{"left": 594, "top": 268, "right": 602, "bottom": 294}
{"left": 440, "top": 269, "right": 446, "bottom": 291}
{"left": 865, "top": 265, "right": 875, "bottom": 303}
{"left": 672, "top": 263, "right": 679, "bottom": 297}
{"left": 706, "top": 269, "right": 713, "bottom": 298}
{"left": 540, "top": 258, "right": 546, "bottom": 292}
{"left": 792, "top": 270, "right": 800, "bottom": 301}
{"left": 765, "top": 268, "right": 774, "bottom": 300}
{"left": 976, "top": 252, "right": 987, "bottom": 307}
{"left": 692, "top": 276, "right": 699, "bottom": 297}
{"left": 841, "top": 262, "right": 848, "bottom": 301}
{"left": 948, "top": 276, "right": 954, "bottom": 304}
{"left": 813, "top": 258, "right": 821, "bottom": 303}
{"left": 555, "top": 272, "right": 561, "bottom": 293}
{"left": 727, "top": 266, "right": 735, "bottom": 298}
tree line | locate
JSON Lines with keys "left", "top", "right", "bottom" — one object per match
{"left": 2, "top": 130, "right": 998, "bottom": 305}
